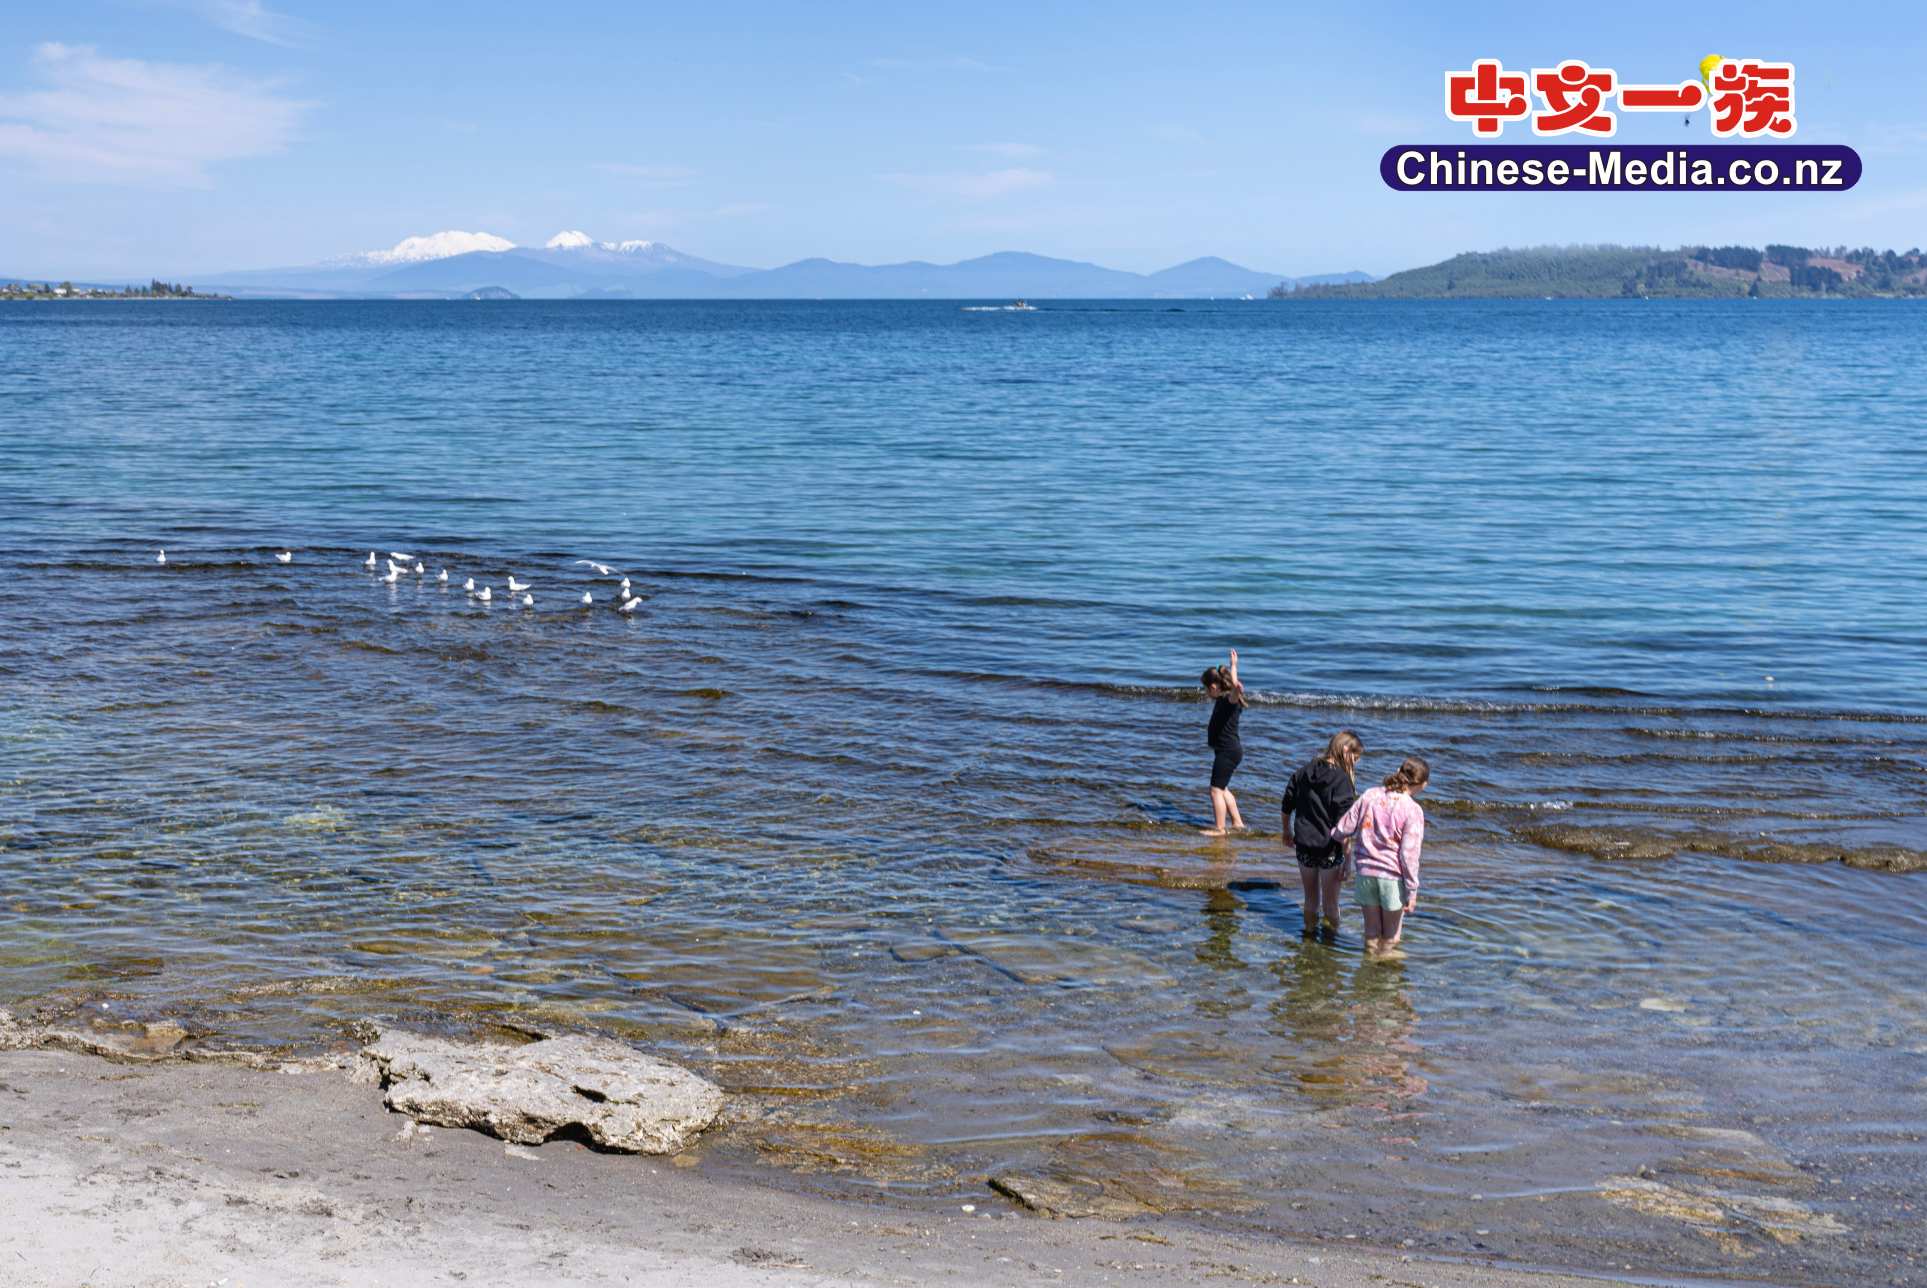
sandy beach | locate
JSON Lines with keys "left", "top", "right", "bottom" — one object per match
{"left": 0, "top": 1045, "right": 1641, "bottom": 1288}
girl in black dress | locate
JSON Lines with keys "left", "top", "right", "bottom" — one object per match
{"left": 1281, "top": 730, "right": 1363, "bottom": 938}
{"left": 1199, "top": 648, "right": 1248, "bottom": 836}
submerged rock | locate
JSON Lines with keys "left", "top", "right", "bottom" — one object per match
{"left": 989, "top": 1173, "right": 1156, "bottom": 1219}
{"left": 1598, "top": 1175, "right": 1847, "bottom": 1245}
{"left": 1518, "top": 823, "right": 1927, "bottom": 873}
{"left": 1518, "top": 825, "right": 1677, "bottom": 862}
{"left": 1840, "top": 845, "right": 1927, "bottom": 874}
{"left": 354, "top": 1029, "right": 722, "bottom": 1154}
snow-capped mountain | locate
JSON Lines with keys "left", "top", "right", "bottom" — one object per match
{"left": 545, "top": 231, "right": 670, "bottom": 258}
{"left": 335, "top": 230, "right": 517, "bottom": 267}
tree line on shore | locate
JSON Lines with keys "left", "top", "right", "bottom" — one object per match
{"left": 2, "top": 279, "right": 212, "bottom": 300}
{"left": 1272, "top": 244, "right": 1927, "bottom": 299}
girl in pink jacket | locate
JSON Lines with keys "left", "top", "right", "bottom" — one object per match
{"left": 1331, "top": 756, "right": 1430, "bottom": 955}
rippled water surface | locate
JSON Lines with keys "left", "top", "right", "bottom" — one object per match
{"left": 2, "top": 300, "right": 1924, "bottom": 1281}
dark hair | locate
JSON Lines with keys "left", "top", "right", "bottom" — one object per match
{"left": 1321, "top": 730, "right": 1364, "bottom": 785}
{"left": 1200, "top": 666, "right": 1247, "bottom": 707}
{"left": 1383, "top": 755, "right": 1430, "bottom": 793}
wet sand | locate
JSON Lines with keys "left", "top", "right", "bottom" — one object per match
{"left": 0, "top": 1047, "right": 1630, "bottom": 1288}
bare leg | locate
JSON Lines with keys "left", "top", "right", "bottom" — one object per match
{"left": 1362, "top": 904, "right": 1384, "bottom": 953}
{"left": 1200, "top": 788, "right": 1229, "bottom": 836}
{"left": 1380, "top": 906, "right": 1405, "bottom": 950}
{"left": 1319, "top": 867, "right": 1347, "bottom": 931}
{"left": 1225, "top": 790, "right": 1245, "bottom": 831}
{"left": 1298, "top": 864, "right": 1319, "bottom": 934}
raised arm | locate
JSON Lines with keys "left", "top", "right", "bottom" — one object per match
{"left": 1226, "top": 647, "right": 1242, "bottom": 692}
{"left": 1331, "top": 791, "right": 1366, "bottom": 843}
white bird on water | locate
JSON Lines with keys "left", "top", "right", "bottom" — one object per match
{"left": 381, "top": 565, "right": 400, "bottom": 584}
{"left": 463, "top": 577, "right": 476, "bottom": 592}
{"left": 156, "top": 549, "right": 167, "bottom": 565}
{"left": 521, "top": 593, "right": 534, "bottom": 607}
{"left": 618, "top": 596, "right": 642, "bottom": 614}
{"left": 576, "top": 560, "right": 615, "bottom": 576}
{"left": 580, "top": 591, "right": 594, "bottom": 605}
{"left": 619, "top": 577, "right": 631, "bottom": 596}
{"left": 276, "top": 550, "right": 293, "bottom": 564}
{"left": 437, "top": 568, "right": 449, "bottom": 583}
{"left": 389, "top": 552, "right": 413, "bottom": 563}
{"left": 507, "top": 575, "right": 531, "bottom": 593}
{"left": 477, "top": 586, "right": 492, "bottom": 602}
{"left": 364, "top": 552, "right": 377, "bottom": 569}
{"left": 413, "top": 562, "right": 425, "bottom": 575}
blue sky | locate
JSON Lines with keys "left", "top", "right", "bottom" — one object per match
{"left": 3, "top": 1, "right": 1923, "bottom": 279}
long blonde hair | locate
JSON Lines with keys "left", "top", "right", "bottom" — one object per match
{"left": 1320, "top": 730, "right": 1364, "bottom": 785}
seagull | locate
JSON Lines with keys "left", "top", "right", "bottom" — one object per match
{"left": 156, "top": 549, "right": 167, "bottom": 565}
{"left": 521, "top": 593, "right": 534, "bottom": 607}
{"left": 580, "top": 591, "right": 593, "bottom": 605}
{"left": 618, "top": 596, "right": 642, "bottom": 614}
{"left": 619, "top": 577, "right": 631, "bottom": 596}
{"left": 389, "top": 552, "right": 412, "bottom": 563}
{"left": 507, "top": 576, "right": 530, "bottom": 593}
{"left": 364, "top": 552, "right": 377, "bottom": 569}
{"left": 381, "top": 566, "right": 400, "bottom": 584}
{"left": 477, "top": 586, "right": 492, "bottom": 602}
{"left": 576, "top": 560, "right": 614, "bottom": 576}
{"left": 437, "top": 568, "right": 449, "bottom": 583}
{"left": 414, "top": 562, "right": 425, "bottom": 575}
{"left": 463, "top": 577, "right": 476, "bottom": 592}
{"left": 275, "top": 550, "right": 292, "bottom": 564}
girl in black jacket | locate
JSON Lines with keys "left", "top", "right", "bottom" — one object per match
{"left": 1281, "top": 730, "right": 1363, "bottom": 937}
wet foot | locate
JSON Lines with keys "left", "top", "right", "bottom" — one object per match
{"left": 1197, "top": 828, "right": 1227, "bottom": 838}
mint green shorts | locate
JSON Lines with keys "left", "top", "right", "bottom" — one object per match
{"left": 1355, "top": 874, "right": 1409, "bottom": 911}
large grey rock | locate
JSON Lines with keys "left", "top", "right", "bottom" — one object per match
{"left": 354, "top": 1030, "right": 722, "bottom": 1154}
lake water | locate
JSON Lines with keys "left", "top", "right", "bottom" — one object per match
{"left": 2, "top": 299, "right": 1923, "bottom": 1281}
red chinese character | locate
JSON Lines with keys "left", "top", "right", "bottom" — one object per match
{"left": 1710, "top": 60, "right": 1796, "bottom": 136}
{"left": 1446, "top": 60, "right": 1529, "bottom": 136}
{"left": 1532, "top": 60, "right": 1616, "bottom": 135}
{"left": 1618, "top": 81, "right": 1705, "bottom": 113}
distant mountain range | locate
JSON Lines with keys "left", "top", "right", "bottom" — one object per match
{"left": 191, "top": 229, "right": 1371, "bottom": 300}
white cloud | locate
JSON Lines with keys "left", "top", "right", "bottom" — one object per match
{"left": 594, "top": 162, "right": 698, "bottom": 185}
{"left": 884, "top": 167, "right": 1054, "bottom": 200}
{"left": 964, "top": 141, "right": 1045, "bottom": 159}
{"left": 191, "top": 0, "right": 313, "bottom": 47}
{"left": 0, "top": 42, "right": 310, "bottom": 186}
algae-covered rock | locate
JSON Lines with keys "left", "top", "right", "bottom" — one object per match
{"left": 989, "top": 1173, "right": 1156, "bottom": 1219}
{"left": 1598, "top": 1175, "right": 1847, "bottom": 1245}
{"left": 1518, "top": 825, "right": 1677, "bottom": 862}
{"left": 355, "top": 1028, "right": 722, "bottom": 1154}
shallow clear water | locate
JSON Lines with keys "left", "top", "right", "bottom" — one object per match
{"left": 2, "top": 299, "right": 1923, "bottom": 1280}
